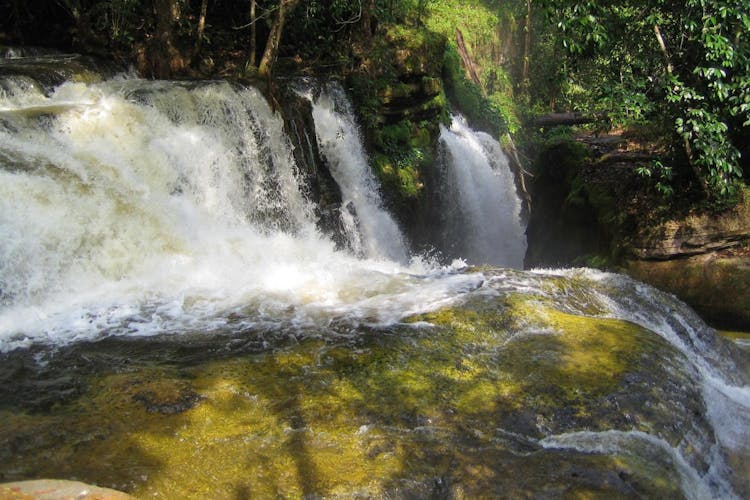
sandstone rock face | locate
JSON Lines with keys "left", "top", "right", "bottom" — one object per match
{"left": 628, "top": 201, "right": 750, "bottom": 259}
{"left": 526, "top": 133, "right": 750, "bottom": 330}
{"left": 623, "top": 197, "right": 750, "bottom": 329}
{"left": 627, "top": 253, "right": 750, "bottom": 329}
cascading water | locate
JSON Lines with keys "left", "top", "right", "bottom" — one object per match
{"left": 306, "top": 82, "right": 410, "bottom": 263}
{"left": 0, "top": 60, "right": 748, "bottom": 498}
{"left": 0, "top": 72, "right": 478, "bottom": 351}
{"left": 437, "top": 114, "right": 527, "bottom": 268}
{"left": 495, "top": 268, "right": 750, "bottom": 499}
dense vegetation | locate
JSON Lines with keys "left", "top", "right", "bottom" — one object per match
{"left": 538, "top": 0, "right": 750, "bottom": 202}
{"left": 1, "top": 0, "right": 748, "bottom": 203}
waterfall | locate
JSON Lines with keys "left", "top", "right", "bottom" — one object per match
{"left": 437, "top": 114, "right": 527, "bottom": 268}
{"left": 0, "top": 74, "right": 479, "bottom": 351}
{"left": 1, "top": 63, "right": 748, "bottom": 498}
{"left": 306, "top": 83, "right": 410, "bottom": 263}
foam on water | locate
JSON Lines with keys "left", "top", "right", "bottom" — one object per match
{"left": 0, "top": 77, "right": 480, "bottom": 351}
{"left": 520, "top": 267, "right": 750, "bottom": 497}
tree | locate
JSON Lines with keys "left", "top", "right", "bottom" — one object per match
{"left": 539, "top": 0, "right": 750, "bottom": 200}
{"left": 248, "top": 0, "right": 257, "bottom": 66}
{"left": 150, "top": 0, "right": 187, "bottom": 77}
{"left": 521, "top": 0, "right": 532, "bottom": 88}
{"left": 258, "top": 0, "right": 301, "bottom": 78}
{"left": 360, "top": 0, "right": 377, "bottom": 36}
{"left": 192, "top": 0, "right": 209, "bottom": 63}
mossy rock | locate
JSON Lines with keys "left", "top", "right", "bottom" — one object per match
{"left": 0, "top": 269, "right": 744, "bottom": 498}
{"left": 382, "top": 25, "right": 446, "bottom": 78}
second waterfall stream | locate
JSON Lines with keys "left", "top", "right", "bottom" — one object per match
{"left": 437, "top": 114, "right": 527, "bottom": 268}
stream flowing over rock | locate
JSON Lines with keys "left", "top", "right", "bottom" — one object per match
{"left": 0, "top": 55, "right": 748, "bottom": 498}
{"left": 526, "top": 132, "right": 750, "bottom": 330}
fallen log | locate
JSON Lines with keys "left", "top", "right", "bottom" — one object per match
{"left": 596, "top": 151, "right": 658, "bottom": 164}
{"left": 532, "top": 112, "right": 598, "bottom": 127}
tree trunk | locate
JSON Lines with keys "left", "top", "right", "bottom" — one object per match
{"left": 192, "top": 0, "right": 209, "bottom": 62}
{"left": 522, "top": 0, "right": 532, "bottom": 87}
{"left": 248, "top": 0, "right": 257, "bottom": 66}
{"left": 654, "top": 23, "right": 709, "bottom": 196}
{"left": 360, "top": 0, "right": 376, "bottom": 37}
{"left": 258, "top": 0, "right": 300, "bottom": 79}
{"left": 151, "top": 0, "right": 186, "bottom": 78}
{"left": 503, "top": 133, "right": 533, "bottom": 217}
{"left": 653, "top": 24, "right": 673, "bottom": 75}
{"left": 11, "top": 0, "right": 24, "bottom": 41}
{"left": 533, "top": 112, "right": 598, "bottom": 127}
{"left": 456, "top": 28, "right": 484, "bottom": 95}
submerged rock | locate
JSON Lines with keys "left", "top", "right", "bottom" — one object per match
{"left": 0, "top": 269, "right": 747, "bottom": 498}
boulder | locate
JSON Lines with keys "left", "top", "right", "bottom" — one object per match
{"left": 0, "top": 480, "right": 134, "bottom": 500}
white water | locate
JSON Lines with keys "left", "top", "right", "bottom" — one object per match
{"left": 0, "top": 77, "right": 481, "bottom": 351}
{"left": 1, "top": 72, "right": 747, "bottom": 496}
{"left": 307, "top": 83, "right": 409, "bottom": 263}
{"left": 438, "top": 114, "right": 526, "bottom": 268}
{"left": 510, "top": 268, "right": 750, "bottom": 499}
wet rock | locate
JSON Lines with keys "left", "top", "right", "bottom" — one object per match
{"left": 0, "top": 270, "right": 745, "bottom": 498}
{"left": 626, "top": 252, "right": 750, "bottom": 330}
{"left": 131, "top": 379, "right": 203, "bottom": 415}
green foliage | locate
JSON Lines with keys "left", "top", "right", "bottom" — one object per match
{"left": 488, "top": 92, "right": 520, "bottom": 134}
{"left": 539, "top": 0, "right": 750, "bottom": 201}
{"left": 442, "top": 44, "right": 507, "bottom": 135}
{"left": 636, "top": 160, "right": 675, "bottom": 198}
{"left": 347, "top": 74, "right": 381, "bottom": 129}
{"left": 424, "top": 0, "right": 501, "bottom": 40}
{"left": 372, "top": 120, "right": 433, "bottom": 203}
{"left": 424, "top": 0, "right": 523, "bottom": 134}
{"left": 87, "top": 0, "right": 142, "bottom": 46}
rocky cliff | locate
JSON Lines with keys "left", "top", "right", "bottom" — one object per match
{"left": 526, "top": 131, "right": 750, "bottom": 330}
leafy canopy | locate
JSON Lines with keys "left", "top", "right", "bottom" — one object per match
{"left": 540, "top": 0, "right": 750, "bottom": 200}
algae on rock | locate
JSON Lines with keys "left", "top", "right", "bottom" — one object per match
{"left": 1, "top": 269, "right": 737, "bottom": 498}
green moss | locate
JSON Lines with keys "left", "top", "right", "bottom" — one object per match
{"left": 347, "top": 22, "right": 450, "bottom": 211}
{"left": 371, "top": 117, "right": 441, "bottom": 204}
{"left": 443, "top": 44, "right": 509, "bottom": 136}
{"left": 539, "top": 137, "right": 590, "bottom": 178}
{"left": 382, "top": 25, "right": 446, "bottom": 77}
{"left": 0, "top": 287, "right": 698, "bottom": 498}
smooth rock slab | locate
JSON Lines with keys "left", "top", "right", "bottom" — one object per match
{"left": 0, "top": 480, "right": 134, "bottom": 500}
